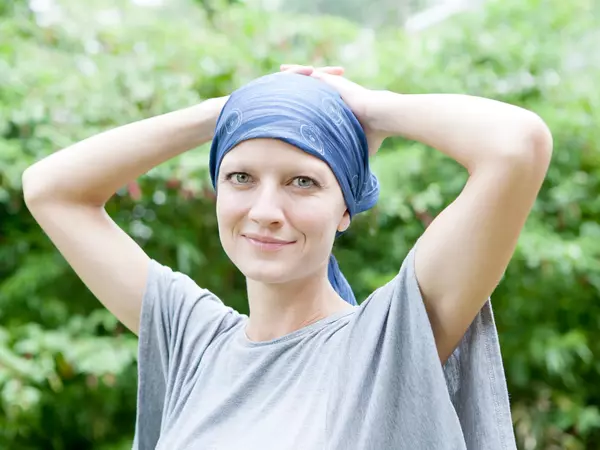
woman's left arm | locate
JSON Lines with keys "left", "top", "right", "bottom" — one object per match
{"left": 371, "top": 92, "right": 553, "bottom": 363}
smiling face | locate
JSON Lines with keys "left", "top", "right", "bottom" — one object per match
{"left": 216, "top": 138, "right": 350, "bottom": 285}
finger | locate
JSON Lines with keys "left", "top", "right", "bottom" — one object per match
{"left": 315, "top": 66, "right": 345, "bottom": 75}
{"left": 280, "top": 64, "right": 311, "bottom": 71}
{"left": 280, "top": 64, "right": 343, "bottom": 76}
{"left": 310, "top": 71, "right": 358, "bottom": 97}
{"left": 310, "top": 70, "right": 343, "bottom": 83}
{"left": 280, "top": 64, "right": 314, "bottom": 75}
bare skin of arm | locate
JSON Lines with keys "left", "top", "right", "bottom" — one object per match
{"left": 370, "top": 93, "right": 553, "bottom": 363}
{"left": 22, "top": 98, "right": 226, "bottom": 335}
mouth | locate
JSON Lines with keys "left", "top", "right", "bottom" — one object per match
{"left": 241, "top": 234, "right": 296, "bottom": 251}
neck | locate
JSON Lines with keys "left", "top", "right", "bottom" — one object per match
{"left": 244, "top": 272, "right": 355, "bottom": 342}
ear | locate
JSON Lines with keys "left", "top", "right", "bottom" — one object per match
{"left": 337, "top": 210, "right": 351, "bottom": 233}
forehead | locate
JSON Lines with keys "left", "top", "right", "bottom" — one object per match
{"left": 220, "top": 138, "right": 332, "bottom": 174}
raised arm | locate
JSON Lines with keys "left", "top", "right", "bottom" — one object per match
{"left": 22, "top": 97, "right": 226, "bottom": 334}
{"left": 372, "top": 93, "right": 553, "bottom": 362}
{"left": 302, "top": 69, "right": 553, "bottom": 362}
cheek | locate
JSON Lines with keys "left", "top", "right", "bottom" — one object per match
{"left": 292, "top": 199, "right": 339, "bottom": 240}
{"left": 216, "top": 190, "right": 245, "bottom": 230}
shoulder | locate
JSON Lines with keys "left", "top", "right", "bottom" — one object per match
{"left": 358, "top": 246, "right": 422, "bottom": 313}
{"left": 140, "top": 259, "right": 242, "bottom": 347}
{"left": 144, "top": 259, "right": 225, "bottom": 309}
{"left": 343, "top": 246, "right": 431, "bottom": 348}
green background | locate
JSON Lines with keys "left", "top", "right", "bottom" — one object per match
{"left": 1, "top": 0, "right": 599, "bottom": 448}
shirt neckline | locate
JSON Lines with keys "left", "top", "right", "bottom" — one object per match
{"left": 237, "top": 307, "right": 358, "bottom": 348}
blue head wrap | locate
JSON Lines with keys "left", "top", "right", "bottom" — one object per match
{"left": 209, "top": 72, "right": 379, "bottom": 305}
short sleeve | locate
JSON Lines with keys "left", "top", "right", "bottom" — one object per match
{"left": 133, "top": 259, "right": 242, "bottom": 450}
{"left": 327, "top": 247, "right": 466, "bottom": 449}
{"left": 326, "top": 247, "right": 516, "bottom": 449}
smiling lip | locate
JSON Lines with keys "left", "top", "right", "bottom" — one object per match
{"left": 242, "top": 234, "right": 296, "bottom": 251}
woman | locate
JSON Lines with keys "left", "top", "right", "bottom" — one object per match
{"left": 23, "top": 64, "right": 552, "bottom": 449}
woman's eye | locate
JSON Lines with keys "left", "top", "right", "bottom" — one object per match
{"left": 293, "top": 176, "right": 316, "bottom": 188}
{"left": 229, "top": 172, "right": 251, "bottom": 184}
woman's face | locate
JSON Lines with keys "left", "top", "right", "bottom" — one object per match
{"left": 216, "top": 138, "right": 350, "bottom": 285}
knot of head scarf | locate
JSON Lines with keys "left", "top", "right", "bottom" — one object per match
{"left": 209, "top": 72, "right": 379, "bottom": 305}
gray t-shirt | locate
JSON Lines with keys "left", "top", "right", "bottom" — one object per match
{"left": 133, "top": 247, "right": 517, "bottom": 449}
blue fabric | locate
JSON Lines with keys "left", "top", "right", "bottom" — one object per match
{"left": 209, "top": 72, "right": 380, "bottom": 305}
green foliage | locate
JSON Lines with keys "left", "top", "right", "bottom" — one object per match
{"left": 1, "top": 0, "right": 598, "bottom": 448}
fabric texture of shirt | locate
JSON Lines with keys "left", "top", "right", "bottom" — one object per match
{"left": 132, "top": 247, "right": 517, "bottom": 450}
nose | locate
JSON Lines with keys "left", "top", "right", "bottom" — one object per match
{"left": 247, "top": 184, "right": 285, "bottom": 227}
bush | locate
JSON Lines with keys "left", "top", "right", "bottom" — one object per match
{"left": 1, "top": 0, "right": 598, "bottom": 448}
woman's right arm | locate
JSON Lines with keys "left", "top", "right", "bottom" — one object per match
{"left": 22, "top": 97, "right": 227, "bottom": 335}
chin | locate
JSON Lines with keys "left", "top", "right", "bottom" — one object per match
{"left": 238, "top": 260, "right": 297, "bottom": 284}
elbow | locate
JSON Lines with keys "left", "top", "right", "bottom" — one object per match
{"left": 23, "top": 165, "right": 108, "bottom": 208}
{"left": 494, "top": 113, "right": 553, "bottom": 177}
{"left": 526, "top": 113, "right": 553, "bottom": 166}
{"left": 22, "top": 164, "right": 59, "bottom": 208}
{"left": 22, "top": 166, "right": 43, "bottom": 207}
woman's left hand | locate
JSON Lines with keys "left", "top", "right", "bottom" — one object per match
{"left": 280, "top": 64, "right": 387, "bottom": 156}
